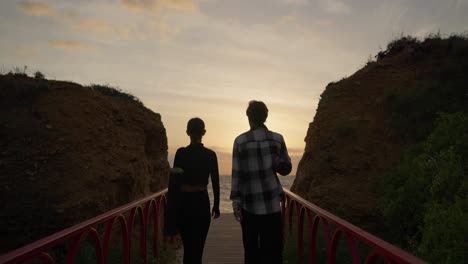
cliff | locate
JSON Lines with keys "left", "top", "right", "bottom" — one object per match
{"left": 291, "top": 36, "right": 468, "bottom": 232}
{"left": 0, "top": 74, "right": 170, "bottom": 252}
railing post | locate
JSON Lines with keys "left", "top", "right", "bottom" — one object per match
{"left": 102, "top": 218, "right": 115, "bottom": 264}
{"left": 297, "top": 207, "right": 305, "bottom": 264}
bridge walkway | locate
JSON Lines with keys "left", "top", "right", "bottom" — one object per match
{"left": 202, "top": 214, "right": 243, "bottom": 264}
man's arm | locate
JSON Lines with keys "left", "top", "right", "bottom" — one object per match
{"left": 230, "top": 140, "right": 242, "bottom": 210}
{"left": 276, "top": 136, "right": 292, "bottom": 176}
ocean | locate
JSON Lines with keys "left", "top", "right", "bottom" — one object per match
{"left": 207, "top": 175, "right": 296, "bottom": 213}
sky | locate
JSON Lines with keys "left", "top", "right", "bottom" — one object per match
{"left": 1, "top": 0, "right": 467, "bottom": 175}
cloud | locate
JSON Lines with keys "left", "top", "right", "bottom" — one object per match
{"left": 18, "top": 2, "right": 114, "bottom": 35}
{"left": 74, "top": 18, "right": 114, "bottom": 33}
{"left": 18, "top": 1, "right": 56, "bottom": 17}
{"left": 120, "top": 0, "right": 198, "bottom": 41}
{"left": 48, "top": 40, "right": 95, "bottom": 52}
{"left": 121, "top": 0, "right": 196, "bottom": 13}
{"left": 278, "top": 0, "right": 309, "bottom": 5}
{"left": 18, "top": 1, "right": 189, "bottom": 42}
{"left": 319, "top": 0, "right": 351, "bottom": 15}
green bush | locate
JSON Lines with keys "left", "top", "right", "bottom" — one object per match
{"left": 417, "top": 198, "right": 468, "bottom": 263}
{"left": 380, "top": 112, "right": 468, "bottom": 263}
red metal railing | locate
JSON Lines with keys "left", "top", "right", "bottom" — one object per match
{"left": 281, "top": 188, "right": 426, "bottom": 264}
{"left": 1, "top": 187, "right": 427, "bottom": 264}
{"left": 0, "top": 189, "right": 168, "bottom": 264}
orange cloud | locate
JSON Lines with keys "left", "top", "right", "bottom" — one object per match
{"left": 121, "top": 0, "right": 196, "bottom": 13}
{"left": 18, "top": 1, "right": 56, "bottom": 17}
{"left": 48, "top": 40, "right": 95, "bottom": 52}
{"left": 74, "top": 18, "right": 114, "bottom": 33}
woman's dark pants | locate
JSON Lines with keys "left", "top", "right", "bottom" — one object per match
{"left": 179, "top": 191, "right": 211, "bottom": 264}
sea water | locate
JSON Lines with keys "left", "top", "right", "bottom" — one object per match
{"left": 207, "top": 175, "right": 296, "bottom": 213}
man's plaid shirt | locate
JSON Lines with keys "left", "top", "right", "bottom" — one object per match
{"left": 230, "top": 126, "right": 291, "bottom": 215}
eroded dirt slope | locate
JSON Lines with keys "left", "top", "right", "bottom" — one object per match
{"left": 0, "top": 75, "right": 170, "bottom": 251}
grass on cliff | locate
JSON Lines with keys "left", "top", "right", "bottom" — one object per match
{"left": 376, "top": 33, "right": 468, "bottom": 61}
{"left": 0, "top": 69, "right": 49, "bottom": 109}
{"left": 0, "top": 70, "right": 144, "bottom": 109}
{"left": 89, "top": 84, "right": 144, "bottom": 107}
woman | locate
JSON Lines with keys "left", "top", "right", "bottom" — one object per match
{"left": 166, "top": 117, "right": 220, "bottom": 264}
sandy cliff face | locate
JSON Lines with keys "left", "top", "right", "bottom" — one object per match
{"left": 291, "top": 37, "right": 468, "bottom": 232}
{"left": 0, "top": 75, "right": 169, "bottom": 251}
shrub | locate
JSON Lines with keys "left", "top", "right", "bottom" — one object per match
{"left": 376, "top": 35, "right": 420, "bottom": 60}
{"left": 7, "top": 66, "right": 28, "bottom": 77}
{"left": 34, "top": 71, "right": 45, "bottom": 79}
{"left": 387, "top": 35, "right": 420, "bottom": 53}
{"left": 417, "top": 198, "right": 468, "bottom": 263}
{"left": 380, "top": 112, "right": 468, "bottom": 263}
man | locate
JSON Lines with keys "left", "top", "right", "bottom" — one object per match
{"left": 230, "top": 100, "right": 292, "bottom": 264}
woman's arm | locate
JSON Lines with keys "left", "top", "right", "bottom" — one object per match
{"left": 210, "top": 151, "right": 220, "bottom": 218}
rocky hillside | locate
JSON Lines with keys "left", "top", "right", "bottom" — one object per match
{"left": 0, "top": 75, "right": 170, "bottom": 252}
{"left": 291, "top": 36, "right": 468, "bottom": 233}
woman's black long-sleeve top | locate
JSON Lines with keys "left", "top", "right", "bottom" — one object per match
{"left": 174, "top": 143, "right": 220, "bottom": 213}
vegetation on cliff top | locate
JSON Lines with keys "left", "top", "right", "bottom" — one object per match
{"left": 0, "top": 69, "right": 143, "bottom": 109}
{"left": 378, "top": 35, "right": 468, "bottom": 263}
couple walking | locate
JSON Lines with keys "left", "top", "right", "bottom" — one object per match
{"left": 165, "top": 100, "right": 292, "bottom": 264}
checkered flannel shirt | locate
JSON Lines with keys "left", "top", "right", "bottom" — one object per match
{"left": 230, "top": 127, "right": 291, "bottom": 215}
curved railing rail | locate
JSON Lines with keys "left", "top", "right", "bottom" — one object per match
{"left": 0, "top": 189, "right": 168, "bottom": 264}
{"left": 282, "top": 188, "right": 426, "bottom": 264}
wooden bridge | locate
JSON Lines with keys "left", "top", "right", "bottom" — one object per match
{"left": 203, "top": 214, "right": 243, "bottom": 264}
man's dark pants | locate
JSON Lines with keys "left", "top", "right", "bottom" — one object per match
{"left": 241, "top": 209, "right": 283, "bottom": 264}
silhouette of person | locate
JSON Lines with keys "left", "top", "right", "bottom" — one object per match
{"left": 230, "top": 100, "right": 292, "bottom": 264}
{"left": 165, "top": 117, "right": 220, "bottom": 264}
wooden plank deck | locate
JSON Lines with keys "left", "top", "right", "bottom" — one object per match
{"left": 202, "top": 214, "right": 244, "bottom": 264}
